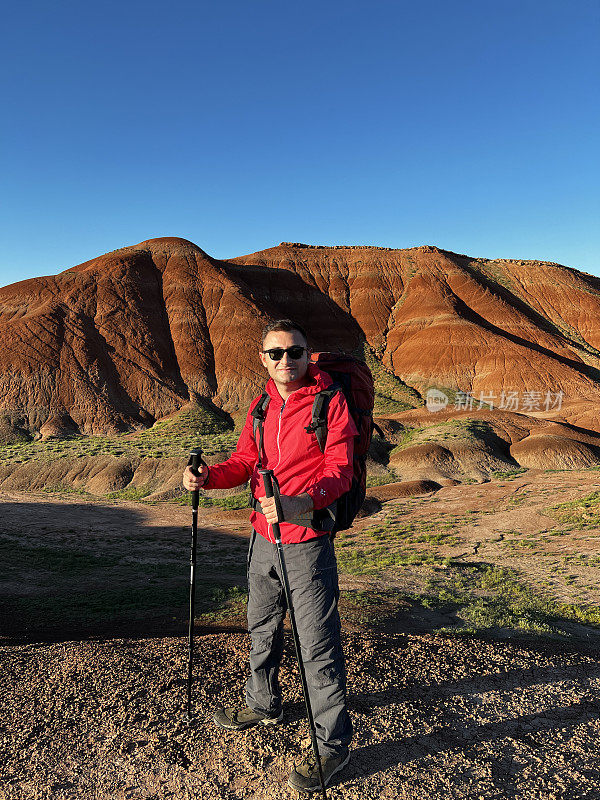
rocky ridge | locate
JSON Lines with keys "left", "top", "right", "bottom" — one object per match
{"left": 0, "top": 237, "right": 599, "bottom": 438}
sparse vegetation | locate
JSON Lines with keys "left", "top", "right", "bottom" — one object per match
{"left": 0, "top": 403, "right": 238, "bottom": 467}
{"left": 390, "top": 417, "right": 503, "bottom": 454}
{"left": 170, "top": 490, "right": 249, "bottom": 510}
{"left": 195, "top": 586, "right": 248, "bottom": 622}
{"left": 365, "top": 475, "right": 394, "bottom": 488}
{"left": 463, "top": 258, "right": 515, "bottom": 293}
{"left": 0, "top": 525, "right": 248, "bottom": 636}
{"left": 330, "top": 486, "right": 600, "bottom": 643}
{"left": 491, "top": 467, "right": 528, "bottom": 480}
{"left": 360, "top": 343, "right": 421, "bottom": 413}
{"left": 339, "top": 589, "right": 409, "bottom": 626}
{"left": 337, "top": 559, "right": 600, "bottom": 640}
{"left": 335, "top": 515, "right": 462, "bottom": 575}
{"left": 546, "top": 491, "right": 600, "bottom": 529}
{"left": 106, "top": 485, "right": 155, "bottom": 501}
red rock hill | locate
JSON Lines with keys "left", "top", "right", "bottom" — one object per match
{"left": 1, "top": 237, "right": 599, "bottom": 436}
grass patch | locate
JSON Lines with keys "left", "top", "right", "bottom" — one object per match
{"left": 337, "top": 543, "right": 451, "bottom": 574}
{"left": 359, "top": 342, "right": 421, "bottom": 413}
{"left": 389, "top": 417, "right": 502, "bottom": 454}
{"left": 140, "top": 402, "right": 233, "bottom": 439}
{"left": 339, "top": 563, "right": 600, "bottom": 641}
{"left": 41, "top": 484, "right": 92, "bottom": 497}
{"left": 171, "top": 490, "right": 249, "bottom": 510}
{"left": 106, "top": 485, "right": 155, "bottom": 501}
{"left": 335, "top": 504, "right": 600, "bottom": 642}
{"left": 335, "top": 513, "right": 466, "bottom": 575}
{"left": 365, "top": 473, "right": 399, "bottom": 488}
{"left": 491, "top": 467, "right": 528, "bottom": 480}
{"left": 4, "top": 582, "right": 247, "bottom": 634}
{"left": 0, "top": 403, "right": 239, "bottom": 466}
{"left": 0, "top": 531, "right": 248, "bottom": 636}
{"left": 339, "top": 589, "right": 409, "bottom": 626}
{"left": 545, "top": 491, "right": 600, "bottom": 529}
{"left": 409, "top": 562, "right": 599, "bottom": 640}
{"left": 213, "top": 493, "right": 250, "bottom": 510}
{"left": 0, "top": 539, "right": 123, "bottom": 575}
{"left": 427, "top": 563, "right": 600, "bottom": 636}
{"left": 195, "top": 586, "right": 248, "bottom": 622}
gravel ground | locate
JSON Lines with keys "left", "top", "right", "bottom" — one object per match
{"left": 1, "top": 631, "right": 599, "bottom": 800}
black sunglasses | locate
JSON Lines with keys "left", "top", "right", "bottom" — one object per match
{"left": 262, "top": 346, "right": 307, "bottom": 361}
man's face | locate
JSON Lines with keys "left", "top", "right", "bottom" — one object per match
{"left": 259, "top": 330, "right": 310, "bottom": 394}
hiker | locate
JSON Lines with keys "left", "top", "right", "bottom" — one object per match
{"left": 182, "top": 318, "right": 357, "bottom": 793}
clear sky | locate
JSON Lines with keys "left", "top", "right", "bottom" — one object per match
{"left": 1, "top": 0, "right": 598, "bottom": 287}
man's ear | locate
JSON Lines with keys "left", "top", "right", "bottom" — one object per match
{"left": 259, "top": 350, "right": 267, "bottom": 369}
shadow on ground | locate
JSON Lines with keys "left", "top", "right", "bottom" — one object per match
{"left": 0, "top": 500, "right": 248, "bottom": 645}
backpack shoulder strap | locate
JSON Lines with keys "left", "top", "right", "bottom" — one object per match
{"left": 304, "top": 385, "right": 341, "bottom": 453}
{"left": 251, "top": 393, "right": 270, "bottom": 468}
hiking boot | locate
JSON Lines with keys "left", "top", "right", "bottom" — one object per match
{"left": 212, "top": 705, "right": 283, "bottom": 731}
{"left": 288, "top": 749, "right": 350, "bottom": 793}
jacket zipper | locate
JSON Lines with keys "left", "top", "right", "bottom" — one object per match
{"left": 268, "top": 400, "right": 286, "bottom": 544}
{"left": 275, "top": 400, "right": 286, "bottom": 471}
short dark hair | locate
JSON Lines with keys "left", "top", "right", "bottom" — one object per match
{"left": 261, "top": 319, "right": 309, "bottom": 346}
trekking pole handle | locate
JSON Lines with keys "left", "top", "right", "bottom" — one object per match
{"left": 259, "top": 469, "right": 285, "bottom": 533}
{"left": 189, "top": 448, "right": 207, "bottom": 511}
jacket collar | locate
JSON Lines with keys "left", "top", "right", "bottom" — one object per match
{"left": 265, "top": 363, "right": 332, "bottom": 402}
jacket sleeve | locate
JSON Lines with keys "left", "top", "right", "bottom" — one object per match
{"left": 202, "top": 399, "right": 259, "bottom": 490}
{"left": 303, "top": 392, "right": 358, "bottom": 510}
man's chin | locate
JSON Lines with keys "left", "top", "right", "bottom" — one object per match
{"left": 274, "top": 373, "right": 305, "bottom": 389}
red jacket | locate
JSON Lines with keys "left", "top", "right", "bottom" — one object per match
{"left": 203, "top": 364, "right": 358, "bottom": 543}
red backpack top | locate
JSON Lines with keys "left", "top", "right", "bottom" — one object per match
{"left": 308, "top": 353, "right": 376, "bottom": 457}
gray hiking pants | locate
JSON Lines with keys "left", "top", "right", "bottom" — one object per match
{"left": 245, "top": 530, "right": 352, "bottom": 758}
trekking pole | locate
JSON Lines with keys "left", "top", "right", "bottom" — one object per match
{"left": 259, "top": 468, "right": 328, "bottom": 800}
{"left": 184, "top": 447, "right": 206, "bottom": 722}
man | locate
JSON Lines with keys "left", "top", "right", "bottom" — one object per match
{"left": 183, "top": 319, "right": 357, "bottom": 793}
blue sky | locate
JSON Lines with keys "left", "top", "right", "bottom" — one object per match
{"left": 1, "top": 0, "right": 598, "bottom": 287}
